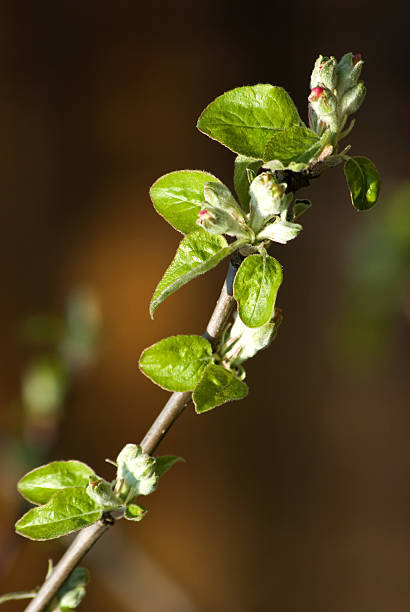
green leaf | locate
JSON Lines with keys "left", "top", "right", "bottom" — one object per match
{"left": 344, "top": 156, "right": 380, "bottom": 210}
{"left": 197, "top": 85, "right": 302, "bottom": 158}
{"left": 18, "top": 461, "right": 95, "bottom": 506}
{"left": 263, "top": 125, "right": 320, "bottom": 164}
{"left": 0, "top": 591, "right": 37, "bottom": 604}
{"left": 193, "top": 364, "right": 248, "bottom": 414}
{"left": 149, "top": 170, "right": 221, "bottom": 234}
{"left": 154, "top": 455, "right": 185, "bottom": 478}
{"left": 150, "top": 232, "right": 247, "bottom": 317}
{"left": 234, "top": 254, "right": 282, "bottom": 328}
{"left": 139, "top": 335, "right": 213, "bottom": 392}
{"left": 124, "top": 504, "right": 147, "bottom": 522}
{"left": 234, "top": 156, "right": 263, "bottom": 212}
{"left": 15, "top": 488, "right": 102, "bottom": 541}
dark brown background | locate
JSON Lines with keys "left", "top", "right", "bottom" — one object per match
{"left": 0, "top": 1, "right": 409, "bottom": 610}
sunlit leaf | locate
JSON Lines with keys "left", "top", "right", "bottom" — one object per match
{"left": 139, "top": 335, "right": 213, "bottom": 392}
{"left": 193, "top": 364, "right": 248, "bottom": 413}
{"left": 15, "top": 488, "right": 102, "bottom": 541}
{"left": 150, "top": 170, "right": 220, "bottom": 234}
{"left": 234, "top": 254, "right": 282, "bottom": 327}
{"left": 197, "top": 85, "right": 302, "bottom": 157}
{"left": 18, "top": 461, "right": 95, "bottom": 506}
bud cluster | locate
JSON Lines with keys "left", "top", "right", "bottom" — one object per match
{"left": 197, "top": 172, "right": 303, "bottom": 247}
{"left": 115, "top": 444, "right": 158, "bottom": 503}
{"left": 308, "top": 53, "right": 366, "bottom": 143}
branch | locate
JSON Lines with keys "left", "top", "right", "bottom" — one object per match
{"left": 24, "top": 261, "right": 238, "bottom": 612}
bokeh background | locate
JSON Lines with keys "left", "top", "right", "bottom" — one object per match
{"left": 0, "top": 1, "right": 409, "bottom": 610}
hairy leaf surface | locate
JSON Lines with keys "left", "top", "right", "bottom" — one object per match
{"left": 150, "top": 232, "right": 246, "bottom": 317}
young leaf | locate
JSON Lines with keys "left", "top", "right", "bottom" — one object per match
{"left": 15, "top": 488, "right": 102, "bottom": 541}
{"left": 197, "top": 85, "right": 302, "bottom": 158}
{"left": 150, "top": 170, "right": 221, "bottom": 235}
{"left": 234, "top": 254, "right": 282, "bottom": 328}
{"left": 17, "top": 460, "right": 95, "bottom": 506}
{"left": 223, "top": 310, "right": 282, "bottom": 365}
{"left": 150, "top": 232, "right": 247, "bottom": 317}
{"left": 257, "top": 218, "right": 302, "bottom": 244}
{"left": 234, "top": 156, "right": 263, "bottom": 212}
{"left": 263, "top": 125, "right": 321, "bottom": 165}
{"left": 154, "top": 455, "right": 185, "bottom": 478}
{"left": 124, "top": 504, "right": 147, "bottom": 522}
{"left": 193, "top": 363, "right": 248, "bottom": 414}
{"left": 344, "top": 156, "right": 380, "bottom": 210}
{"left": 139, "top": 335, "right": 213, "bottom": 392}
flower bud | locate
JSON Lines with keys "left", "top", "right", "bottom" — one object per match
{"left": 249, "top": 172, "right": 291, "bottom": 232}
{"left": 86, "top": 477, "right": 122, "bottom": 511}
{"left": 197, "top": 181, "right": 251, "bottom": 238}
{"left": 310, "top": 55, "right": 337, "bottom": 91}
{"left": 340, "top": 81, "right": 366, "bottom": 117}
{"left": 308, "top": 86, "right": 337, "bottom": 132}
{"left": 336, "top": 52, "right": 364, "bottom": 95}
{"left": 116, "top": 444, "right": 158, "bottom": 502}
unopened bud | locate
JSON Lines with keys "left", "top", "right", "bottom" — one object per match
{"left": 115, "top": 444, "right": 158, "bottom": 501}
{"left": 197, "top": 208, "right": 216, "bottom": 228}
{"left": 308, "top": 86, "right": 337, "bottom": 132}
{"left": 340, "top": 81, "right": 366, "bottom": 117}
{"left": 197, "top": 182, "right": 250, "bottom": 238}
{"left": 86, "top": 477, "right": 122, "bottom": 511}
{"left": 336, "top": 52, "right": 364, "bottom": 95}
{"left": 310, "top": 55, "right": 337, "bottom": 91}
{"left": 308, "top": 86, "right": 324, "bottom": 102}
{"left": 249, "top": 173, "right": 291, "bottom": 233}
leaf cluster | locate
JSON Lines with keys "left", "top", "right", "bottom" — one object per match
{"left": 141, "top": 54, "right": 380, "bottom": 413}
{"left": 15, "top": 450, "right": 183, "bottom": 541}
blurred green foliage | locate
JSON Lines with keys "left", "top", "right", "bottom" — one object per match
{"left": 337, "top": 182, "right": 410, "bottom": 365}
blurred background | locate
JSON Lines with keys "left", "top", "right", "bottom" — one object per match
{"left": 0, "top": 1, "right": 409, "bottom": 610}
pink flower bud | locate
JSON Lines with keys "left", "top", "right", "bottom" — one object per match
{"left": 199, "top": 208, "right": 214, "bottom": 220}
{"left": 353, "top": 53, "right": 361, "bottom": 65}
{"left": 308, "top": 87, "right": 324, "bottom": 102}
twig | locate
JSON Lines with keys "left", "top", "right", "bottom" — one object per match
{"left": 24, "top": 262, "right": 238, "bottom": 612}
